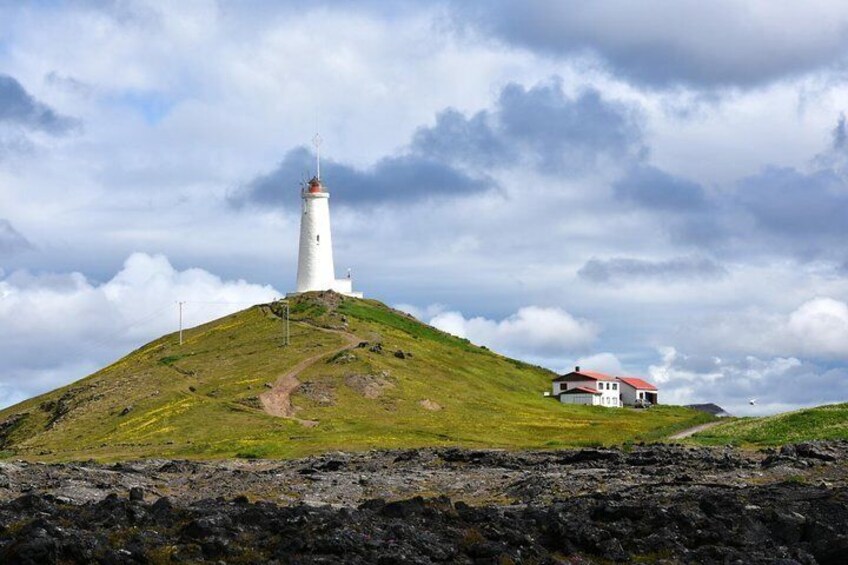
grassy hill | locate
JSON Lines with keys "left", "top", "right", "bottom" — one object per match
{"left": 0, "top": 292, "right": 711, "bottom": 462}
{"left": 689, "top": 403, "right": 848, "bottom": 446}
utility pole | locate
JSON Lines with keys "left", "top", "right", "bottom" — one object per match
{"left": 177, "top": 301, "right": 186, "bottom": 345}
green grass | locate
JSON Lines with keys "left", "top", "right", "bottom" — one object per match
{"left": 689, "top": 403, "right": 848, "bottom": 446}
{"left": 0, "top": 293, "right": 712, "bottom": 462}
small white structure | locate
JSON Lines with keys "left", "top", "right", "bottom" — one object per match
{"left": 558, "top": 386, "right": 602, "bottom": 405}
{"left": 552, "top": 367, "right": 621, "bottom": 408}
{"left": 617, "top": 377, "right": 659, "bottom": 407}
{"left": 294, "top": 175, "right": 362, "bottom": 298}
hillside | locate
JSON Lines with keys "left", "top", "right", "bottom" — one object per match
{"left": 0, "top": 292, "right": 710, "bottom": 461}
{"left": 689, "top": 402, "right": 848, "bottom": 446}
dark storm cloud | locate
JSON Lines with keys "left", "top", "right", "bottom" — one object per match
{"left": 834, "top": 114, "right": 847, "bottom": 151}
{"left": 412, "top": 79, "right": 645, "bottom": 174}
{"left": 237, "top": 78, "right": 641, "bottom": 207}
{"left": 613, "top": 166, "right": 707, "bottom": 211}
{"left": 0, "top": 74, "right": 78, "bottom": 134}
{"left": 578, "top": 256, "right": 727, "bottom": 284}
{"left": 411, "top": 108, "right": 510, "bottom": 168}
{"left": 0, "top": 219, "right": 32, "bottom": 255}
{"left": 233, "top": 146, "right": 490, "bottom": 207}
{"left": 450, "top": 1, "right": 848, "bottom": 88}
{"left": 606, "top": 114, "right": 848, "bottom": 260}
{"left": 610, "top": 166, "right": 726, "bottom": 248}
{"left": 737, "top": 167, "right": 848, "bottom": 238}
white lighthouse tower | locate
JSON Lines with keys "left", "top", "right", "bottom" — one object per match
{"left": 294, "top": 138, "right": 362, "bottom": 297}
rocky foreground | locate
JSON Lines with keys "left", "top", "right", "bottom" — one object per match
{"left": 1, "top": 442, "right": 847, "bottom": 564}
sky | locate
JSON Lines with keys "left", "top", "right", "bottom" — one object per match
{"left": 2, "top": 1, "right": 848, "bottom": 416}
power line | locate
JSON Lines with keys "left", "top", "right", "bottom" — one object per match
{"left": 82, "top": 303, "right": 175, "bottom": 352}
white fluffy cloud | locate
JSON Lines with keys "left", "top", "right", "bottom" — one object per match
{"left": 573, "top": 352, "right": 624, "bottom": 375}
{"left": 0, "top": 253, "right": 279, "bottom": 408}
{"left": 648, "top": 346, "right": 845, "bottom": 416}
{"left": 787, "top": 298, "right": 848, "bottom": 358}
{"left": 428, "top": 306, "right": 598, "bottom": 358}
{"left": 696, "top": 297, "right": 848, "bottom": 361}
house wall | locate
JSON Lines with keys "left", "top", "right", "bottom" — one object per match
{"left": 552, "top": 377, "right": 621, "bottom": 407}
{"left": 595, "top": 380, "right": 621, "bottom": 407}
{"left": 559, "top": 393, "right": 599, "bottom": 406}
{"left": 619, "top": 384, "right": 657, "bottom": 406}
{"left": 620, "top": 384, "right": 639, "bottom": 406}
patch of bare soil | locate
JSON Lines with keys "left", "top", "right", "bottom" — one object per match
{"left": 419, "top": 398, "right": 442, "bottom": 411}
{"left": 297, "top": 380, "right": 336, "bottom": 406}
{"left": 345, "top": 372, "right": 394, "bottom": 399}
{"left": 259, "top": 374, "right": 300, "bottom": 418}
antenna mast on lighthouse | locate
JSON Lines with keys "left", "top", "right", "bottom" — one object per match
{"left": 312, "top": 133, "right": 323, "bottom": 179}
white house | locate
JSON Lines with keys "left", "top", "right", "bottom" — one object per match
{"left": 616, "top": 377, "right": 658, "bottom": 407}
{"left": 551, "top": 367, "right": 621, "bottom": 407}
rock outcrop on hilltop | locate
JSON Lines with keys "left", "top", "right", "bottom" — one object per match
{"left": 1, "top": 442, "right": 847, "bottom": 563}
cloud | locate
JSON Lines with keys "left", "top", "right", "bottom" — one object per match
{"left": 787, "top": 298, "right": 848, "bottom": 358}
{"left": 235, "top": 78, "right": 644, "bottom": 209}
{"left": 0, "top": 219, "right": 32, "bottom": 255}
{"left": 573, "top": 352, "right": 623, "bottom": 375}
{"left": 233, "top": 146, "right": 490, "bottom": 207}
{"left": 737, "top": 166, "right": 848, "bottom": 239}
{"left": 0, "top": 74, "right": 77, "bottom": 134}
{"left": 393, "top": 302, "right": 446, "bottom": 321}
{"left": 452, "top": 1, "right": 848, "bottom": 88}
{"left": 604, "top": 115, "right": 848, "bottom": 261}
{"left": 696, "top": 297, "right": 848, "bottom": 361}
{"left": 429, "top": 305, "right": 598, "bottom": 357}
{"left": 0, "top": 253, "right": 279, "bottom": 408}
{"left": 412, "top": 79, "right": 645, "bottom": 174}
{"left": 578, "top": 255, "right": 727, "bottom": 284}
{"left": 613, "top": 165, "right": 707, "bottom": 211}
{"left": 649, "top": 346, "right": 847, "bottom": 415}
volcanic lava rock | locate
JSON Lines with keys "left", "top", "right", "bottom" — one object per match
{"left": 0, "top": 443, "right": 846, "bottom": 563}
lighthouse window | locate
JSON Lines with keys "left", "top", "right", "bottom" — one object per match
{"left": 316, "top": 235, "right": 320, "bottom": 243}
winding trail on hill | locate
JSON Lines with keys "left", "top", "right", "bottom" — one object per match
{"left": 668, "top": 421, "right": 723, "bottom": 439}
{"left": 259, "top": 325, "right": 360, "bottom": 424}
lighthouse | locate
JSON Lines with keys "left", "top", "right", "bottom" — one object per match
{"left": 293, "top": 141, "right": 362, "bottom": 297}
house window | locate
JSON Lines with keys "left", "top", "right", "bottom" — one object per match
{"left": 612, "top": 383, "right": 617, "bottom": 390}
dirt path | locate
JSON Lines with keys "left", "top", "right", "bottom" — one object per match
{"left": 668, "top": 421, "right": 723, "bottom": 439}
{"left": 259, "top": 326, "right": 360, "bottom": 422}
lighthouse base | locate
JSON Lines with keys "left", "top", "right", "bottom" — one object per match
{"left": 288, "top": 278, "right": 363, "bottom": 299}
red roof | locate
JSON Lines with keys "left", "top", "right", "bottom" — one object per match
{"left": 561, "top": 386, "right": 601, "bottom": 395}
{"left": 553, "top": 370, "right": 616, "bottom": 382}
{"left": 616, "top": 377, "right": 657, "bottom": 391}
